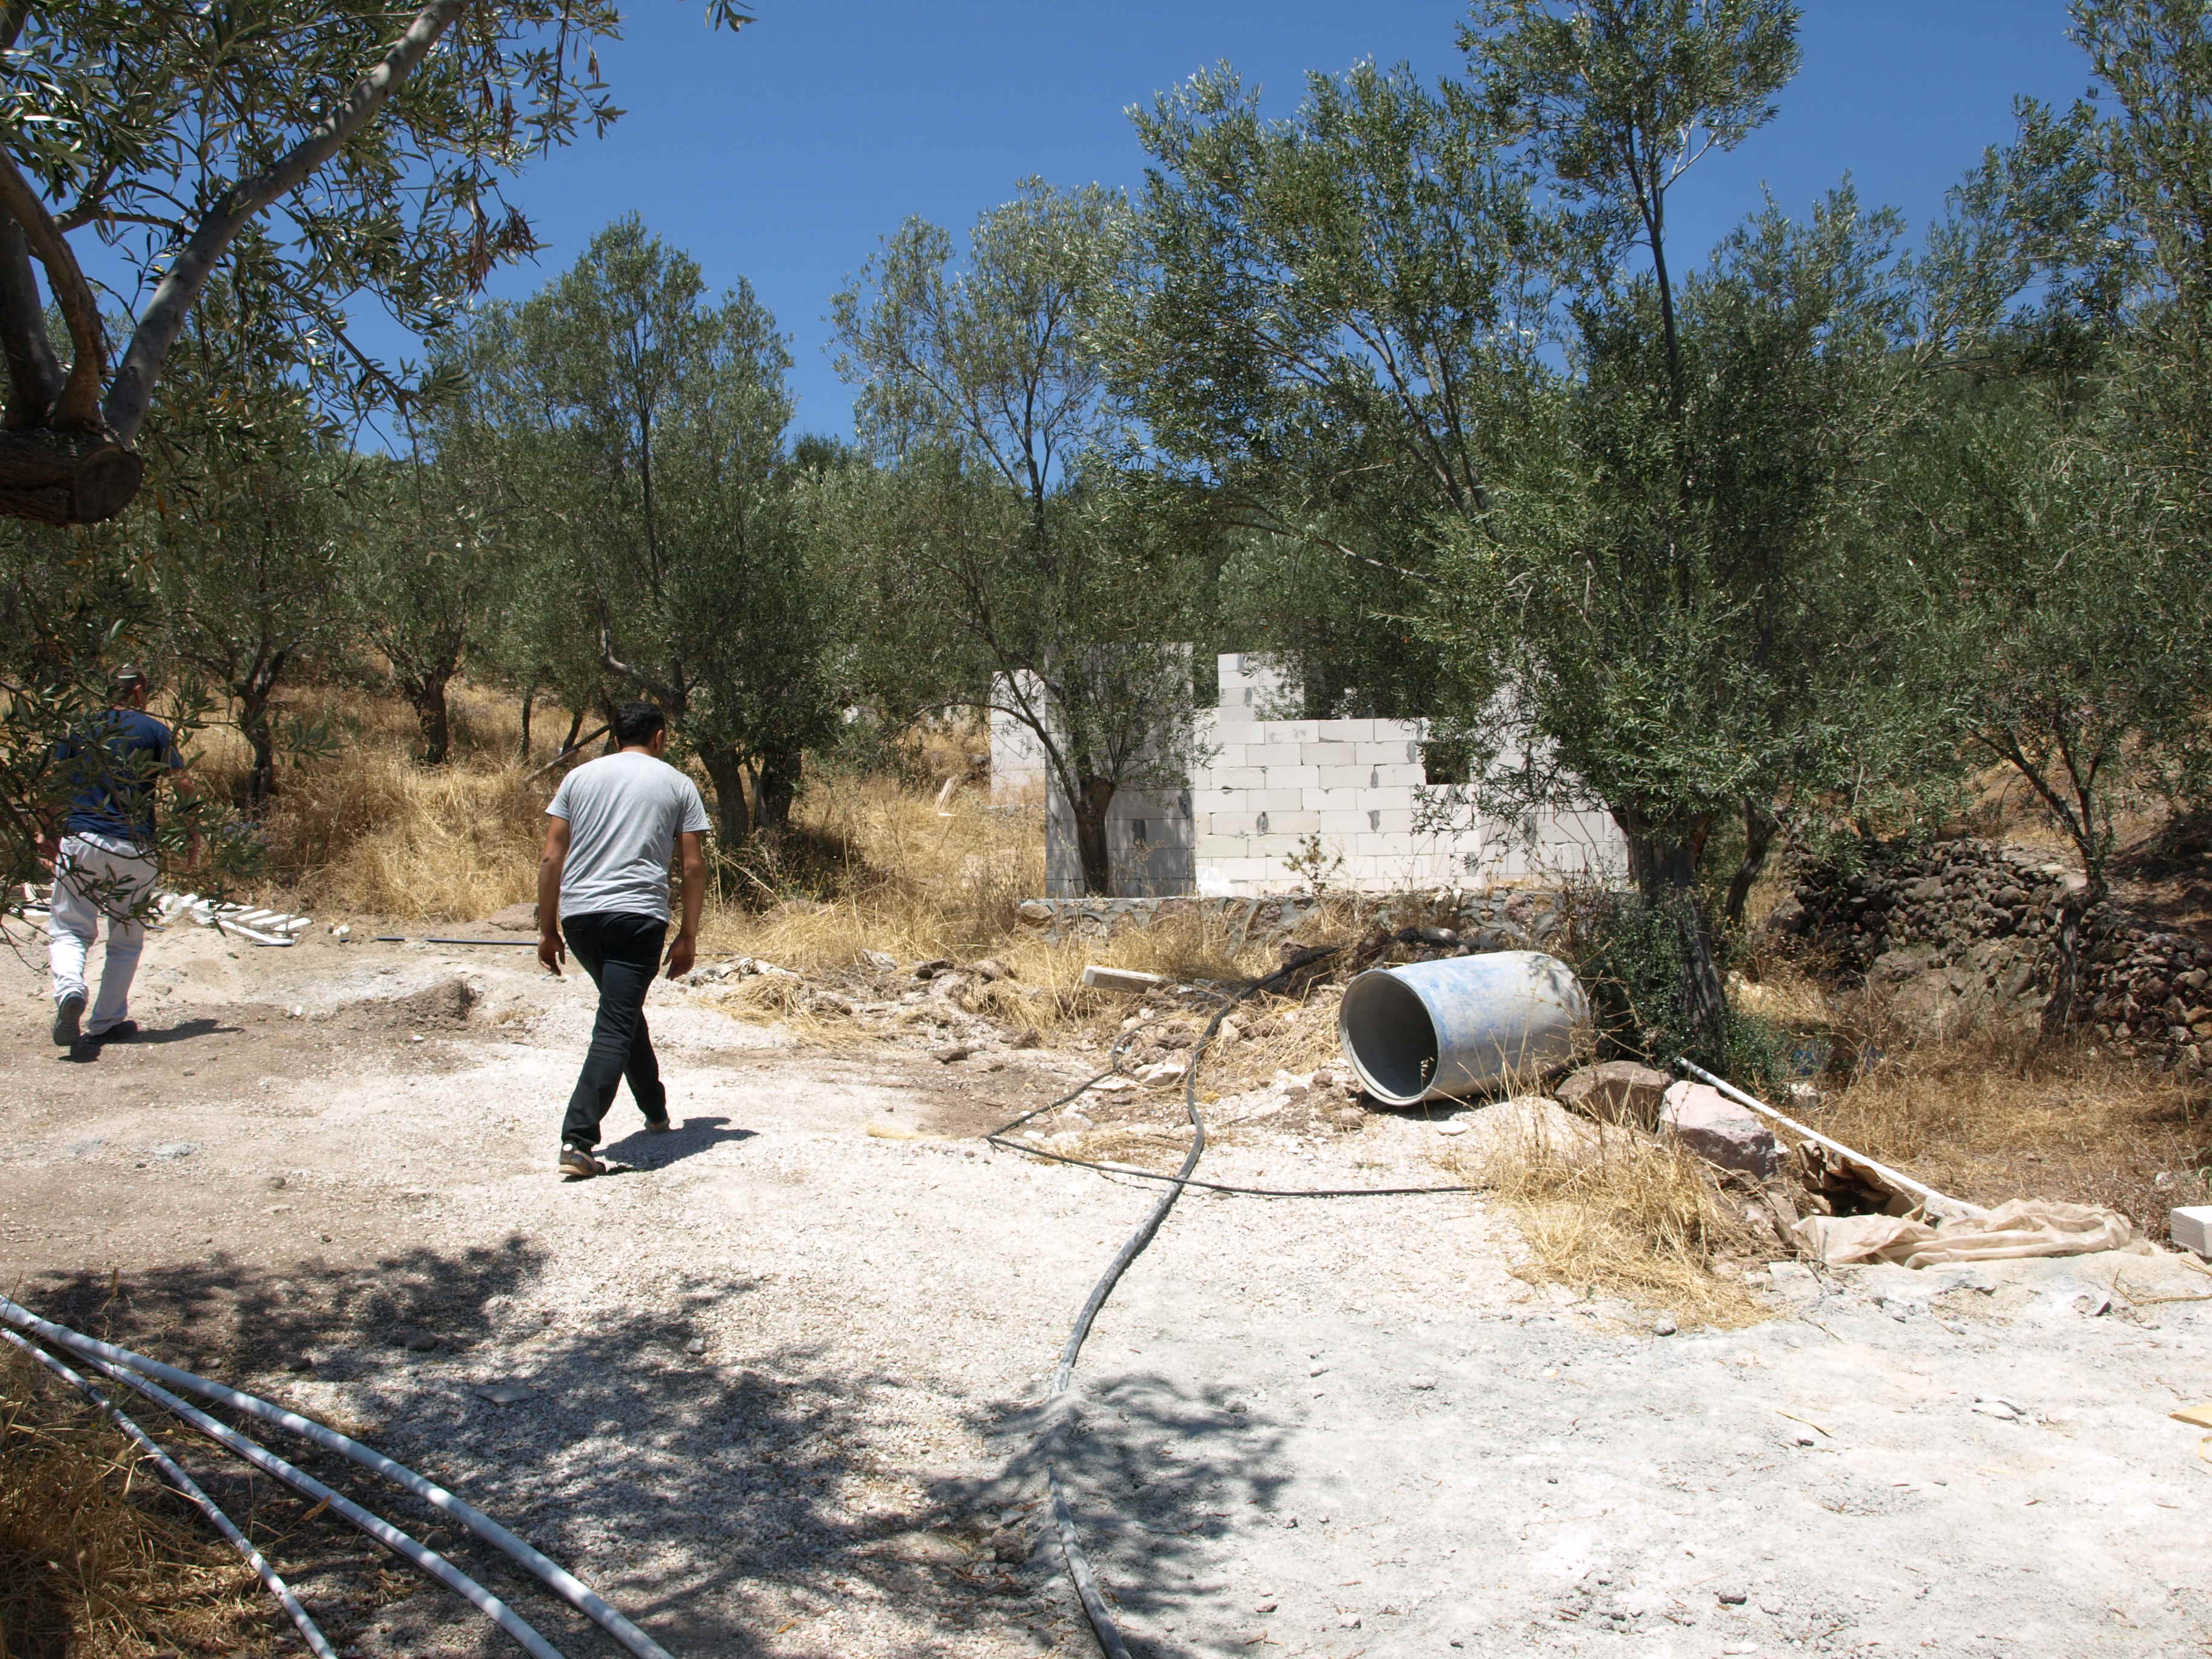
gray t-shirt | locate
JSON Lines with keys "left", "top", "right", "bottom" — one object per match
{"left": 546, "top": 752, "right": 711, "bottom": 923}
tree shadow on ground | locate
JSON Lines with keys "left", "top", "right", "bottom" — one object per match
{"left": 19, "top": 1246, "right": 1304, "bottom": 1658}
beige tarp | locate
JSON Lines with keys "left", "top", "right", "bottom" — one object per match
{"left": 1792, "top": 1199, "right": 2139, "bottom": 1269}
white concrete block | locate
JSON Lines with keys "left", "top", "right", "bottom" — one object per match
{"left": 1356, "top": 740, "right": 1424, "bottom": 766}
{"left": 2174, "top": 1206, "right": 2212, "bottom": 1257}
{"left": 1258, "top": 765, "right": 1320, "bottom": 789}
{"left": 1316, "top": 764, "right": 1371, "bottom": 789}
{"left": 1315, "top": 810, "right": 1370, "bottom": 836}
{"left": 1247, "top": 789, "right": 1309, "bottom": 811}
{"left": 1299, "top": 741, "right": 1358, "bottom": 767}
{"left": 1368, "top": 763, "right": 1427, "bottom": 788}
{"left": 1315, "top": 718, "right": 1375, "bottom": 742}
{"left": 1209, "top": 768, "right": 1267, "bottom": 791}
{"left": 1265, "top": 810, "right": 1322, "bottom": 836}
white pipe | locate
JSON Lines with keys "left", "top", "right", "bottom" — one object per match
{"left": 3, "top": 1329, "right": 339, "bottom": 1658}
{"left": 65, "top": 1346, "right": 566, "bottom": 1659}
{"left": 1674, "top": 1059, "right": 1987, "bottom": 1221}
{"left": 0, "top": 1296, "right": 677, "bottom": 1659}
{"left": 214, "top": 916, "right": 295, "bottom": 946}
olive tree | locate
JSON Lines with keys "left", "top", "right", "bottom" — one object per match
{"left": 0, "top": 0, "right": 750, "bottom": 526}
{"left": 833, "top": 181, "right": 1216, "bottom": 896}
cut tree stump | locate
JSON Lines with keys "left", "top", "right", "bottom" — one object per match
{"left": 0, "top": 428, "right": 146, "bottom": 525}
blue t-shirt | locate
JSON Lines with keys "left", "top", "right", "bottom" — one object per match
{"left": 55, "top": 709, "right": 184, "bottom": 843}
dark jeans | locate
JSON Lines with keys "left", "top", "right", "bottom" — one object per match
{"left": 560, "top": 911, "right": 668, "bottom": 1151}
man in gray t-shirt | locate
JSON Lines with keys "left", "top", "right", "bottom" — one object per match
{"left": 538, "top": 702, "right": 710, "bottom": 1179}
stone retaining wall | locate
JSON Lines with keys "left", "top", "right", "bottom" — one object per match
{"left": 1772, "top": 839, "right": 2212, "bottom": 1076}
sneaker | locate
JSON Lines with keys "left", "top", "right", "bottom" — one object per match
{"left": 643, "top": 1115, "right": 672, "bottom": 1134}
{"left": 88, "top": 1021, "right": 139, "bottom": 1044}
{"left": 52, "top": 991, "right": 85, "bottom": 1048}
{"left": 558, "top": 1147, "right": 603, "bottom": 1181}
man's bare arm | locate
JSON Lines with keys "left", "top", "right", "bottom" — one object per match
{"left": 666, "top": 829, "right": 705, "bottom": 979}
{"left": 537, "top": 817, "right": 570, "bottom": 976}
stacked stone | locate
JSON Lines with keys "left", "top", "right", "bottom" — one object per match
{"left": 1775, "top": 837, "right": 2212, "bottom": 1076}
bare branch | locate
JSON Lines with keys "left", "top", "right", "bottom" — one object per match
{"left": 0, "top": 152, "right": 107, "bottom": 429}
{"left": 0, "top": 214, "right": 62, "bottom": 425}
{"left": 105, "top": 0, "right": 471, "bottom": 444}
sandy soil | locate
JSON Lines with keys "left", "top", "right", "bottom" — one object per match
{"left": 3, "top": 915, "right": 2210, "bottom": 1659}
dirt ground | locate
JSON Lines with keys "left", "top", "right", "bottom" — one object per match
{"left": 4, "top": 915, "right": 2211, "bottom": 1659}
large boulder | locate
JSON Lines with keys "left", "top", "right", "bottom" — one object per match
{"left": 1555, "top": 1061, "right": 1672, "bottom": 1130}
{"left": 1659, "top": 1080, "right": 1781, "bottom": 1179}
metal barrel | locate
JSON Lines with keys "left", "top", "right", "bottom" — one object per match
{"left": 1336, "top": 951, "right": 1589, "bottom": 1105}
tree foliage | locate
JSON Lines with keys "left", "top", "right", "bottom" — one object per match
{"left": 0, "top": 0, "right": 750, "bottom": 525}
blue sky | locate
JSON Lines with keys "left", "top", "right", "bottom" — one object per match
{"left": 411, "top": 0, "right": 2096, "bottom": 437}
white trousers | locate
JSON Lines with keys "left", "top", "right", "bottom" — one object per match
{"left": 48, "top": 832, "right": 158, "bottom": 1034}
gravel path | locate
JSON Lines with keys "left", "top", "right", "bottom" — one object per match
{"left": 4, "top": 922, "right": 2209, "bottom": 1658}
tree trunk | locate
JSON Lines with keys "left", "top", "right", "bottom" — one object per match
{"left": 2041, "top": 879, "right": 2098, "bottom": 1036}
{"left": 560, "top": 705, "right": 586, "bottom": 756}
{"left": 1722, "top": 802, "right": 1781, "bottom": 932}
{"left": 241, "top": 702, "right": 278, "bottom": 808}
{"left": 0, "top": 427, "right": 144, "bottom": 525}
{"left": 1628, "top": 826, "right": 1728, "bottom": 1059}
{"left": 699, "top": 746, "right": 753, "bottom": 848}
{"left": 518, "top": 682, "right": 538, "bottom": 762}
{"left": 1072, "top": 774, "right": 1117, "bottom": 897}
{"left": 756, "top": 746, "right": 802, "bottom": 832}
{"left": 412, "top": 672, "right": 452, "bottom": 766}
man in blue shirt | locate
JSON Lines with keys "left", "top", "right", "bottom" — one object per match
{"left": 41, "top": 666, "right": 199, "bottom": 1048}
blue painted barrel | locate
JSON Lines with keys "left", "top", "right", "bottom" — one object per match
{"left": 1336, "top": 951, "right": 1590, "bottom": 1105}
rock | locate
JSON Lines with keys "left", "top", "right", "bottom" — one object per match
{"left": 1408, "top": 1375, "right": 1437, "bottom": 1390}
{"left": 1556, "top": 1061, "right": 1672, "bottom": 1129}
{"left": 1136, "top": 1058, "right": 1187, "bottom": 1084}
{"left": 1008, "top": 1027, "right": 1042, "bottom": 1050}
{"left": 860, "top": 949, "right": 898, "bottom": 971}
{"left": 1716, "top": 1588, "right": 1748, "bottom": 1605}
{"left": 931, "top": 1044, "right": 974, "bottom": 1064}
{"left": 266, "top": 1174, "right": 287, "bottom": 1190}
{"left": 475, "top": 1382, "right": 536, "bottom": 1406}
{"left": 1652, "top": 1318, "right": 1678, "bottom": 1336}
{"left": 1219, "top": 1016, "right": 1245, "bottom": 1042}
{"left": 913, "top": 957, "right": 956, "bottom": 980}
{"left": 1081, "top": 964, "right": 1166, "bottom": 994}
{"left": 683, "top": 1336, "right": 707, "bottom": 1355}
{"left": 1016, "top": 900, "right": 1054, "bottom": 926}
{"left": 400, "top": 1330, "right": 440, "bottom": 1353}
{"left": 1765, "top": 1261, "right": 1821, "bottom": 1300}
{"left": 1971, "top": 1397, "right": 2022, "bottom": 1421}
{"left": 1660, "top": 1081, "right": 1781, "bottom": 1179}
{"left": 149, "top": 1142, "right": 197, "bottom": 1162}
{"left": 968, "top": 957, "right": 1014, "bottom": 982}
{"left": 482, "top": 900, "right": 538, "bottom": 933}
{"left": 989, "top": 1527, "right": 1028, "bottom": 1564}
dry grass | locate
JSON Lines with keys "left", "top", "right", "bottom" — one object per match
{"left": 191, "top": 683, "right": 544, "bottom": 922}
{"left": 1447, "top": 1114, "right": 1770, "bottom": 1329}
{"left": 1811, "top": 1034, "right": 2212, "bottom": 1241}
{"left": 1, "top": 1347, "right": 272, "bottom": 1658}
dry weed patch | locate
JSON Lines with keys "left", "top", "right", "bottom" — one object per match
{"left": 1812, "top": 1034, "right": 2211, "bottom": 1240}
{"left": 1452, "top": 1123, "right": 1769, "bottom": 1328}
{"left": 1, "top": 1348, "right": 272, "bottom": 1658}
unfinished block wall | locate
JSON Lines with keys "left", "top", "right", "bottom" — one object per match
{"left": 988, "top": 699, "right": 1194, "bottom": 899}
{"left": 991, "top": 655, "right": 1624, "bottom": 897}
{"left": 1190, "top": 655, "right": 1622, "bottom": 895}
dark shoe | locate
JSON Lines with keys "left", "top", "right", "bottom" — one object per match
{"left": 88, "top": 1021, "right": 139, "bottom": 1044}
{"left": 52, "top": 991, "right": 85, "bottom": 1048}
{"left": 643, "top": 1114, "right": 672, "bottom": 1134}
{"left": 558, "top": 1147, "right": 603, "bottom": 1181}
